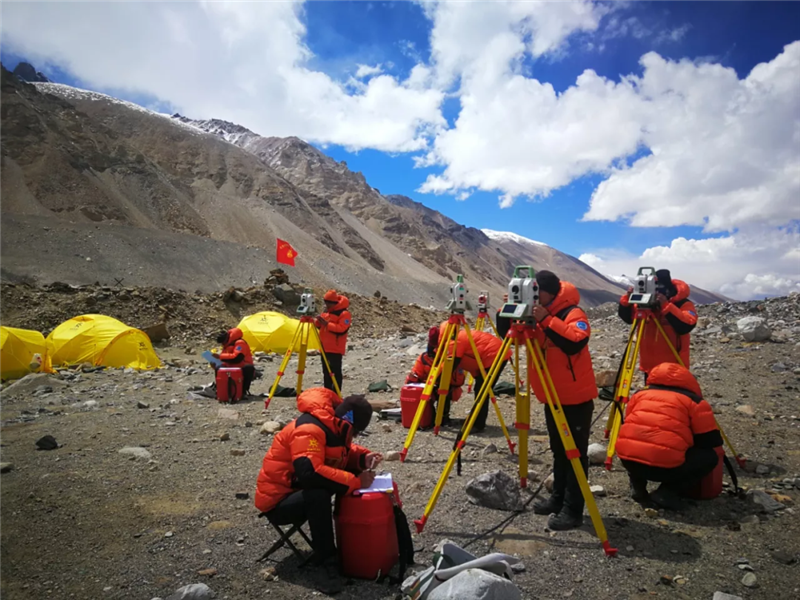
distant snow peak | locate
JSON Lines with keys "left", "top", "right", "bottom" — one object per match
{"left": 481, "top": 229, "right": 547, "bottom": 247}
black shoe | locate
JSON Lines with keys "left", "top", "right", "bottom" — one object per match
{"left": 630, "top": 479, "right": 649, "bottom": 503}
{"left": 650, "top": 484, "right": 683, "bottom": 511}
{"left": 533, "top": 495, "right": 563, "bottom": 515}
{"left": 312, "top": 557, "right": 343, "bottom": 595}
{"left": 547, "top": 509, "right": 583, "bottom": 531}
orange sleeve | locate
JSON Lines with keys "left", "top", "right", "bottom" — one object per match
{"left": 326, "top": 310, "right": 352, "bottom": 334}
{"left": 689, "top": 400, "right": 718, "bottom": 436}
{"left": 290, "top": 425, "right": 359, "bottom": 495}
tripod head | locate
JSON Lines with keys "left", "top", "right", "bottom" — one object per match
{"left": 499, "top": 265, "right": 539, "bottom": 320}
{"left": 476, "top": 291, "right": 489, "bottom": 313}
{"left": 445, "top": 274, "right": 472, "bottom": 313}
{"left": 628, "top": 266, "right": 658, "bottom": 307}
{"left": 297, "top": 288, "right": 316, "bottom": 315}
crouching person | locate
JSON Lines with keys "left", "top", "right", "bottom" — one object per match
{"left": 616, "top": 363, "right": 722, "bottom": 510}
{"left": 255, "top": 389, "right": 381, "bottom": 593}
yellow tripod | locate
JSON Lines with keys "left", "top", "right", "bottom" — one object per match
{"left": 604, "top": 306, "right": 745, "bottom": 469}
{"left": 264, "top": 316, "right": 341, "bottom": 410}
{"left": 467, "top": 308, "right": 500, "bottom": 393}
{"left": 414, "top": 322, "right": 618, "bottom": 557}
{"left": 399, "top": 313, "right": 517, "bottom": 461}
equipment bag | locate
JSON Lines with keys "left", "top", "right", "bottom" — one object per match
{"left": 393, "top": 505, "right": 415, "bottom": 581}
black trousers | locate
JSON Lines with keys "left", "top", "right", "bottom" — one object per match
{"left": 544, "top": 401, "right": 594, "bottom": 515}
{"left": 266, "top": 489, "right": 335, "bottom": 562}
{"left": 471, "top": 360, "right": 508, "bottom": 430}
{"left": 242, "top": 365, "right": 255, "bottom": 395}
{"left": 622, "top": 446, "right": 719, "bottom": 488}
{"left": 323, "top": 353, "right": 343, "bottom": 392}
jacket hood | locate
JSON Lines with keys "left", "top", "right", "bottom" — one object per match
{"left": 296, "top": 387, "right": 343, "bottom": 425}
{"left": 327, "top": 295, "right": 350, "bottom": 312}
{"left": 647, "top": 363, "right": 702, "bottom": 397}
{"left": 546, "top": 281, "right": 581, "bottom": 314}
{"left": 671, "top": 279, "right": 690, "bottom": 303}
{"left": 227, "top": 328, "right": 243, "bottom": 343}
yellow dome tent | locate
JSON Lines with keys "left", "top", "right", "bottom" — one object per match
{"left": 45, "top": 314, "right": 161, "bottom": 370}
{"left": 237, "top": 311, "right": 320, "bottom": 354}
{"left": 1, "top": 326, "right": 47, "bottom": 380}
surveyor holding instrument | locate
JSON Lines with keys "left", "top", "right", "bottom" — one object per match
{"left": 616, "top": 363, "right": 722, "bottom": 510}
{"left": 212, "top": 328, "right": 255, "bottom": 396}
{"left": 528, "top": 270, "right": 597, "bottom": 531}
{"left": 617, "top": 269, "right": 697, "bottom": 382}
{"left": 439, "top": 322, "right": 511, "bottom": 431}
{"left": 315, "top": 289, "right": 351, "bottom": 393}
{"left": 255, "top": 389, "right": 381, "bottom": 593}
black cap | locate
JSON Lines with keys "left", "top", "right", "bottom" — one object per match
{"left": 335, "top": 395, "right": 373, "bottom": 433}
{"left": 216, "top": 330, "right": 230, "bottom": 344}
{"left": 655, "top": 269, "right": 672, "bottom": 286}
{"left": 535, "top": 270, "right": 561, "bottom": 296}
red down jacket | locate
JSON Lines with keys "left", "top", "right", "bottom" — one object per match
{"left": 439, "top": 323, "right": 511, "bottom": 378}
{"left": 316, "top": 294, "right": 352, "bottom": 355}
{"left": 219, "top": 328, "right": 253, "bottom": 367}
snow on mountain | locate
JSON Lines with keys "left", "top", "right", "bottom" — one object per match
{"left": 607, "top": 274, "right": 633, "bottom": 286}
{"left": 482, "top": 229, "right": 548, "bottom": 247}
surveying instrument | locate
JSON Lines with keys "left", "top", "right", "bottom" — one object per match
{"left": 603, "top": 267, "right": 745, "bottom": 469}
{"left": 465, "top": 291, "right": 519, "bottom": 393}
{"left": 413, "top": 266, "right": 617, "bottom": 556}
{"left": 264, "top": 289, "right": 341, "bottom": 409}
{"left": 400, "top": 275, "right": 517, "bottom": 460}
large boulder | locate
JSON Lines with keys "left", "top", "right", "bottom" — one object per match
{"left": 736, "top": 317, "right": 771, "bottom": 342}
{"left": 428, "top": 569, "right": 521, "bottom": 600}
{"left": 166, "top": 583, "right": 214, "bottom": 600}
{"left": 272, "top": 284, "right": 301, "bottom": 306}
{"left": 465, "top": 470, "right": 523, "bottom": 511}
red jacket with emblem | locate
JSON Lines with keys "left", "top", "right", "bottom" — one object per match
{"left": 316, "top": 295, "right": 352, "bottom": 355}
{"left": 405, "top": 352, "right": 465, "bottom": 401}
{"left": 528, "top": 282, "right": 597, "bottom": 405}
{"left": 616, "top": 363, "right": 721, "bottom": 469}
{"left": 219, "top": 328, "right": 254, "bottom": 367}
{"left": 618, "top": 279, "right": 697, "bottom": 373}
{"left": 438, "top": 323, "right": 511, "bottom": 378}
{"left": 254, "top": 387, "right": 370, "bottom": 513}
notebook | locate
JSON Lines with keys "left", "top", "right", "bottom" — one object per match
{"left": 355, "top": 472, "right": 394, "bottom": 495}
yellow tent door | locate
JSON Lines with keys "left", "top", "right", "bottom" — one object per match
{"left": 1, "top": 326, "right": 46, "bottom": 380}
{"left": 237, "top": 312, "right": 320, "bottom": 354}
{"left": 45, "top": 314, "right": 161, "bottom": 370}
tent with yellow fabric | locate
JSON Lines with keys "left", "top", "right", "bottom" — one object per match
{"left": 45, "top": 314, "right": 161, "bottom": 370}
{"left": 237, "top": 311, "right": 319, "bottom": 354}
{"left": 1, "top": 326, "right": 47, "bottom": 380}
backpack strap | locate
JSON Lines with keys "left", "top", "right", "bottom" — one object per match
{"left": 555, "top": 305, "right": 578, "bottom": 321}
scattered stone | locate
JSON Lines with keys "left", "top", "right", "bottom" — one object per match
{"left": 118, "top": 446, "right": 152, "bottom": 460}
{"left": 385, "top": 451, "right": 402, "bottom": 462}
{"left": 82, "top": 400, "right": 99, "bottom": 409}
{"left": 230, "top": 449, "right": 246, "bottom": 456}
{"left": 587, "top": 443, "right": 607, "bottom": 465}
{"left": 590, "top": 485, "right": 607, "bottom": 497}
{"left": 260, "top": 566, "right": 278, "bottom": 581}
{"left": 165, "top": 583, "right": 214, "bottom": 600}
{"left": 741, "top": 572, "right": 757, "bottom": 588}
{"left": 644, "top": 508, "right": 659, "bottom": 518}
{"left": 2, "top": 373, "right": 67, "bottom": 396}
{"left": 736, "top": 317, "right": 771, "bottom": 342}
{"left": 771, "top": 550, "right": 797, "bottom": 565}
{"left": 712, "top": 593, "right": 743, "bottom": 600}
{"left": 197, "top": 568, "right": 217, "bottom": 577}
{"left": 259, "top": 421, "right": 282, "bottom": 435}
{"left": 465, "top": 470, "right": 523, "bottom": 511}
{"left": 137, "top": 401, "right": 150, "bottom": 409}
{"left": 771, "top": 362, "right": 788, "bottom": 373}
{"left": 165, "top": 531, "right": 174, "bottom": 538}
{"left": 0, "top": 463, "right": 14, "bottom": 474}
{"left": 755, "top": 464, "right": 770, "bottom": 475}
{"left": 219, "top": 433, "right": 230, "bottom": 442}
{"left": 768, "top": 493, "right": 793, "bottom": 505}
{"left": 747, "top": 489, "right": 786, "bottom": 513}
{"left": 510, "top": 562, "right": 526, "bottom": 573}
{"left": 217, "top": 408, "right": 239, "bottom": 420}
{"left": 736, "top": 405, "right": 755, "bottom": 416}
{"left": 235, "top": 492, "right": 249, "bottom": 500}
{"left": 35, "top": 435, "right": 58, "bottom": 451}
{"left": 544, "top": 472, "right": 554, "bottom": 493}
{"left": 427, "top": 569, "right": 521, "bottom": 600}
{"left": 482, "top": 443, "right": 498, "bottom": 457}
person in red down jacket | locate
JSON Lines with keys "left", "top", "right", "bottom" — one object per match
{"left": 315, "top": 290, "right": 352, "bottom": 393}
{"left": 527, "top": 271, "right": 597, "bottom": 531}
{"left": 618, "top": 269, "right": 698, "bottom": 383}
{"left": 255, "top": 388, "right": 381, "bottom": 592}
{"left": 212, "top": 328, "right": 255, "bottom": 395}
{"left": 616, "top": 363, "right": 722, "bottom": 511}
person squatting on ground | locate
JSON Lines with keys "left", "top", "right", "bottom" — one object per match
{"left": 616, "top": 363, "right": 722, "bottom": 511}
{"left": 439, "top": 322, "right": 511, "bottom": 431}
{"left": 255, "top": 389, "right": 381, "bottom": 592}
{"left": 315, "top": 289, "right": 351, "bottom": 392}
{"left": 528, "top": 270, "right": 597, "bottom": 531}
{"left": 406, "top": 326, "right": 466, "bottom": 427}
{"left": 618, "top": 269, "right": 698, "bottom": 383}
{"left": 212, "top": 328, "right": 255, "bottom": 396}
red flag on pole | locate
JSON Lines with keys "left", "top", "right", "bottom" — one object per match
{"left": 276, "top": 239, "right": 297, "bottom": 267}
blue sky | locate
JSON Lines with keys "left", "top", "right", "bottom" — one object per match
{"left": 2, "top": 1, "right": 799, "bottom": 298}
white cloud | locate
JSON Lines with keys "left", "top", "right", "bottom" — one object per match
{"left": 355, "top": 63, "right": 383, "bottom": 79}
{"left": 579, "top": 227, "right": 800, "bottom": 300}
{"left": 0, "top": 1, "right": 444, "bottom": 152}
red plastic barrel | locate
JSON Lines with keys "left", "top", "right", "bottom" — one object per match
{"left": 400, "top": 384, "right": 432, "bottom": 429}
{"left": 687, "top": 446, "right": 724, "bottom": 499}
{"left": 336, "top": 492, "right": 399, "bottom": 579}
{"left": 216, "top": 367, "right": 243, "bottom": 403}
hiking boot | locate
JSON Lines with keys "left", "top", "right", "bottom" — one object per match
{"left": 547, "top": 509, "right": 583, "bottom": 531}
{"left": 311, "top": 557, "right": 343, "bottom": 595}
{"left": 650, "top": 484, "right": 684, "bottom": 511}
{"left": 533, "top": 495, "right": 563, "bottom": 515}
{"left": 629, "top": 478, "right": 649, "bottom": 503}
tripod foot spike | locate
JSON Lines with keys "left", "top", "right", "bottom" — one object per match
{"left": 602, "top": 541, "right": 618, "bottom": 557}
{"left": 433, "top": 426, "right": 440, "bottom": 436}
{"left": 604, "top": 457, "right": 613, "bottom": 471}
{"left": 603, "top": 429, "right": 610, "bottom": 439}
{"left": 264, "top": 398, "right": 272, "bottom": 410}
{"left": 736, "top": 456, "right": 746, "bottom": 468}
{"left": 399, "top": 448, "right": 408, "bottom": 463}
{"left": 507, "top": 440, "right": 516, "bottom": 455}
{"left": 414, "top": 516, "right": 428, "bottom": 533}
{"left": 520, "top": 477, "right": 527, "bottom": 488}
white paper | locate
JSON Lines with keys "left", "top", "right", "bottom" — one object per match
{"left": 356, "top": 472, "right": 393, "bottom": 494}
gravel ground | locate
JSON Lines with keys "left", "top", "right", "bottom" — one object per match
{"left": 2, "top": 298, "right": 799, "bottom": 600}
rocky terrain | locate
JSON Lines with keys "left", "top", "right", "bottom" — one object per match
{"left": 1, "top": 290, "right": 798, "bottom": 600}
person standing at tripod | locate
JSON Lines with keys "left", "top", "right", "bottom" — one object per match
{"left": 407, "top": 326, "right": 466, "bottom": 425}
{"left": 315, "top": 290, "right": 351, "bottom": 392}
{"left": 618, "top": 269, "right": 697, "bottom": 382}
{"left": 528, "top": 270, "right": 597, "bottom": 531}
